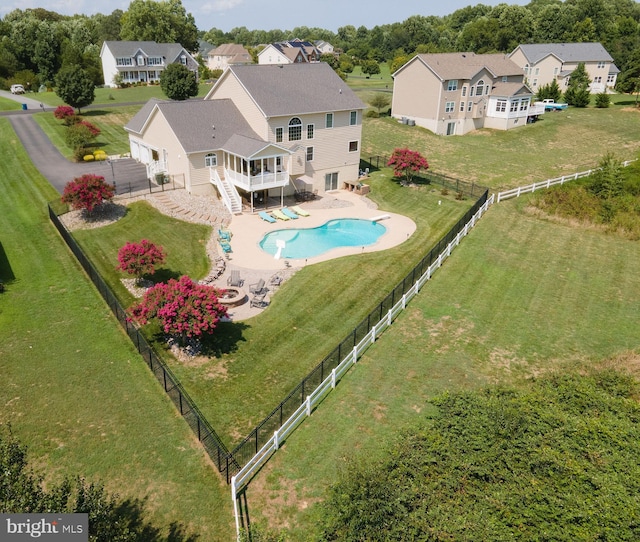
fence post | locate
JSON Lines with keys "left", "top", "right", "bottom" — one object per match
{"left": 274, "top": 429, "right": 280, "bottom": 450}
{"left": 331, "top": 368, "right": 337, "bottom": 389}
{"left": 306, "top": 396, "right": 311, "bottom": 417}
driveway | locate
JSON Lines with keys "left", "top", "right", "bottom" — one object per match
{"left": 0, "top": 90, "right": 149, "bottom": 195}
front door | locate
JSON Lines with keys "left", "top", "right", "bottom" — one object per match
{"left": 446, "top": 122, "right": 456, "bottom": 136}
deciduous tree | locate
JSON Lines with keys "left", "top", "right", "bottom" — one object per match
{"left": 54, "top": 65, "right": 95, "bottom": 113}
{"left": 117, "top": 240, "right": 166, "bottom": 284}
{"left": 160, "top": 62, "right": 198, "bottom": 101}
{"left": 129, "top": 276, "right": 228, "bottom": 344}
{"left": 387, "top": 148, "right": 429, "bottom": 185}
{"left": 61, "top": 174, "right": 115, "bottom": 214}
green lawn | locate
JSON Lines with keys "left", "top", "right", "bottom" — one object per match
{"left": 245, "top": 195, "right": 640, "bottom": 539}
{"left": 0, "top": 119, "right": 234, "bottom": 541}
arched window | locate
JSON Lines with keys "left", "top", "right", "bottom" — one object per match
{"left": 288, "top": 117, "right": 302, "bottom": 141}
{"left": 475, "top": 79, "right": 485, "bottom": 96}
{"left": 205, "top": 153, "right": 217, "bottom": 167}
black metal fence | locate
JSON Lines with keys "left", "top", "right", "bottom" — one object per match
{"left": 48, "top": 205, "right": 237, "bottom": 480}
{"left": 226, "top": 188, "right": 490, "bottom": 476}
{"left": 363, "top": 156, "right": 485, "bottom": 199}
{"left": 50, "top": 181, "right": 488, "bottom": 483}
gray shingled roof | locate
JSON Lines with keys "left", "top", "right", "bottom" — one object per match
{"left": 412, "top": 52, "right": 523, "bottom": 81}
{"left": 491, "top": 82, "right": 533, "bottom": 97}
{"left": 125, "top": 98, "right": 262, "bottom": 154}
{"left": 103, "top": 41, "right": 188, "bottom": 62}
{"left": 226, "top": 63, "right": 365, "bottom": 117}
{"left": 515, "top": 43, "right": 613, "bottom": 64}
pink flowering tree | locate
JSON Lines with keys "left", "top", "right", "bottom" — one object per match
{"left": 116, "top": 240, "right": 166, "bottom": 285}
{"left": 61, "top": 174, "right": 115, "bottom": 214}
{"left": 387, "top": 148, "right": 429, "bottom": 185}
{"left": 129, "top": 276, "right": 228, "bottom": 345}
{"left": 53, "top": 105, "right": 76, "bottom": 125}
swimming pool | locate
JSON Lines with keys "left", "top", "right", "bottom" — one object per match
{"left": 259, "top": 218, "right": 387, "bottom": 259}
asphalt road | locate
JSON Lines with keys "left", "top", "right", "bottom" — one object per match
{"left": 1, "top": 90, "right": 150, "bottom": 195}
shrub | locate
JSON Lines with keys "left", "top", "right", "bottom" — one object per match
{"left": 53, "top": 105, "right": 77, "bottom": 125}
{"left": 117, "top": 240, "right": 166, "bottom": 283}
{"left": 78, "top": 120, "right": 100, "bottom": 137}
{"left": 595, "top": 92, "right": 610, "bottom": 108}
{"left": 61, "top": 174, "right": 115, "bottom": 214}
{"left": 365, "top": 109, "right": 379, "bottom": 118}
{"left": 65, "top": 122, "right": 99, "bottom": 162}
{"left": 129, "top": 276, "right": 228, "bottom": 344}
{"left": 83, "top": 154, "right": 94, "bottom": 161}
{"left": 387, "top": 148, "right": 429, "bottom": 185}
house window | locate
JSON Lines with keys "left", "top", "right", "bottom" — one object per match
{"left": 460, "top": 101, "right": 465, "bottom": 112}
{"left": 288, "top": 117, "right": 302, "bottom": 141}
{"left": 307, "top": 124, "right": 315, "bottom": 139}
{"left": 326, "top": 113, "right": 333, "bottom": 128}
{"left": 116, "top": 57, "right": 133, "bottom": 66}
{"left": 470, "top": 86, "right": 475, "bottom": 97}
{"left": 275, "top": 127, "right": 283, "bottom": 143}
{"left": 467, "top": 101, "right": 473, "bottom": 112}
{"left": 502, "top": 76, "right": 508, "bottom": 82}
{"left": 350, "top": 111, "right": 357, "bottom": 125}
{"left": 607, "top": 74, "right": 615, "bottom": 83}
{"left": 597, "top": 61, "right": 605, "bottom": 69}
{"left": 149, "top": 57, "right": 162, "bottom": 66}
{"left": 594, "top": 76, "right": 602, "bottom": 83}
{"left": 349, "top": 141, "right": 358, "bottom": 152}
{"left": 533, "top": 78, "right": 538, "bottom": 87}
{"left": 137, "top": 55, "right": 145, "bottom": 66}
{"left": 180, "top": 54, "right": 187, "bottom": 65}
{"left": 496, "top": 99, "right": 507, "bottom": 112}
{"left": 447, "top": 79, "right": 458, "bottom": 91}
{"left": 524, "top": 64, "right": 529, "bottom": 74}
{"left": 534, "top": 67, "right": 539, "bottom": 75}
{"left": 553, "top": 67, "right": 559, "bottom": 75}
{"left": 475, "top": 79, "right": 485, "bottom": 96}
{"left": 445, "top": 101, "right": 455, "bottom": 113}
{"left": 510, "top": 100, "right": 519, "bottom": 112}
{"left": 306, "top": 146, "right": 314, "bottom": 161}
{"left": 462, "top": 86, "right": 467, "bottom": 96}
{"left": 520, "top": 99, "right": 529, "bottom": 111}
{"left": 205, "top": 153, "right": 217, "bottom": 167}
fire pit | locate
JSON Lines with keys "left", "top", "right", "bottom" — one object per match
{"left": 218, "top": 287, "right": 247, "bottom": 307}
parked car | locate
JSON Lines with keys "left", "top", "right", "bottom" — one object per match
{"left": 10, "top": 84, "right": 25, "bottom": 94}
{"left": 534, "top": 99, "right": 568, "bottom": 111}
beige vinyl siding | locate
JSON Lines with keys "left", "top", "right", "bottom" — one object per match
{"left": 188, "top": 151, "right": 221, "bottom": 194}
{"left": 392, "top": 58, "right": 442, "bottom": 130}
{"left": 208, "top": 73, "right": 268, "bottom": 137}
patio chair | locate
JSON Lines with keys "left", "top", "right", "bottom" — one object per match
{"left": 281, "top": 207, "right": 299, "bottom": 219}
{"left": 291, "top": 205, "right": 309, "bottom": 217}
{"left": 218, "top": 228, "right": 231, "bottom": 240}
{"left": 250, "top": 291, "right": 268, "bottom": 308}
{"left": 227, "top": 269, "right": 243, "bottom": 287}
{"left": 219, "top": 239, "right": 232, "bottom": 253}
{"left": 249, "top": 278, "right": 267, "bottom": 295}
{"left": 259, "top": 211, "right": 276, "bottom": 223}
{"left": 271, "top": 209, "right": 290, "bottom": 221}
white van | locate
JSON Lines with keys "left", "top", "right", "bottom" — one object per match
{"left": 10, "top": 84, "right": 25, "bottom": 94}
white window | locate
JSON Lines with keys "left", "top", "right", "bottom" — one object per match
{"left": 524, "top": 64, "right": 529, "bottom": 74}
{"left": 306, "top": 147, "right": 314, "bottom": 161}
{"left": 137, "top": 55, "right": 145, "bottom": 66}
{"left": 520, "top": 99, "right": 529, "bottom": 111}
{"left": 350, "top": 111, "right": 357, "bottom": 125}
{"left": 462, "top": 86, "right": 467, "bottom": 96}
{"left": 553, "top": 67, "right": 559, "bottom": 75}
{"left": 288, "top": 117, "right": 302, "bottom": 141}
{"left": 534, "top": 67, "right": 539, "bottom": 75}
{"left": 460, "top": 101, "right": 465, "bottom": 112}
{"left": 445, "top": 101, "right": 455, "bottom": 113}
{"left": 117, "top": 57, "right": 133, "bottom": 66}
{"left": 607, "top": 74, "right": 615, "bottom": 83}
{"left": 594, "top": 76, "right": 602, "bottom": 83}
{"left": 468, "top": 101, "right": 473, "bottom": 112}
{"left": 470, "top": 86, "right": 475, "bottom": 97}
{"left": 349, "top": 141, "right": 358, "bottom": 152}
{"left": 275, "top": 127, "right": 283, "bottom": 143}
{"left": 597, "top": 61, "right": 605, "bottom": 69}
{"left": 307, "top": 124, "right": 315, "bottom": 139}
{"left": 502, "top": 76, "right": 508, "bottom": 82}
{"left": 205, "top": 153, "right": 217, "bottom": 167}
{"left": 496, "top": 99, "right": 507, "bottom": 112}
{"left": 326, "top": 113, "right": 333, "bottom": 128}
{"left": 447, "top": 79, "right": 458, "bottom": 91}
{"left": 533, "top": 78, "right": 538, "bottom": 87}
{"left": 476, "top": 79, "right": 485, "bottom": 96}
{"left": 180, "top": 54, "right": 187, "bottom": 65}
{"left": 149, "top": 57, "right": 162, "bottom": 66}
{"left": 510, "top": 100, "right": 519, "bottom": 112}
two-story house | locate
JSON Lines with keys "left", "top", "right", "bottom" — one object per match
{"left": 509, "top": 42, "right": 619, "bottom": 93}
{"left": 391, "top": 53, "right": 539, "bottom": 136}
{"left": 124, "top": 63, "right": 365, "bottom": 213}
{"left": 258, "top": 39, "right": 321, "bottom": 65}
{"left": 100, "top": 41, "right": 199, "bottom": 88}
{"left": 207, "top": 43, "right": 253, "bottom": 71}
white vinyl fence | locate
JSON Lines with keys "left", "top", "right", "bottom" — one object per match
{"left": 231, "top": 194, "right": 496, "bottom": 538}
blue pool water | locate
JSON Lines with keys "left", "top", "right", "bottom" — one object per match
{"left": 260, "top": 218, "right": 387, "bottom": 259}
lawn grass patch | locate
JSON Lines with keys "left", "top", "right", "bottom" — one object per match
{"left": 0, "top": 119, "right": 233, "bottom": 541}
{"left": 244, "top": 196, "right": 640, "bottom": 539}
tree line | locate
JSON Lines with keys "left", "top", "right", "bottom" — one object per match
{"left": 1, "top": 0, "right": 640, "bottom": 94}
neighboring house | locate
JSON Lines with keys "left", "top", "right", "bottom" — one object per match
{"left": 100, "top": 41, "right": 199, "bottom": 88}
{"left": 509, "top": 42, "right": 619, "bottom": 93}
{"left": 197, "top": 39, "right": 216, "bottom": 60}
{"left": 124, "top": 63, "right": 365, "bottom": 213}
{"left": 391, "top": 52, "right": 540, "bottom": 136}
{"left": 315, "top": 40, "right": 334, "bottom": 55}
{"left": 258, "top": 39, "right": 321, "bottom": 65}
{"left": 207, "top": 43, "right": 253, "bottom": 71}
